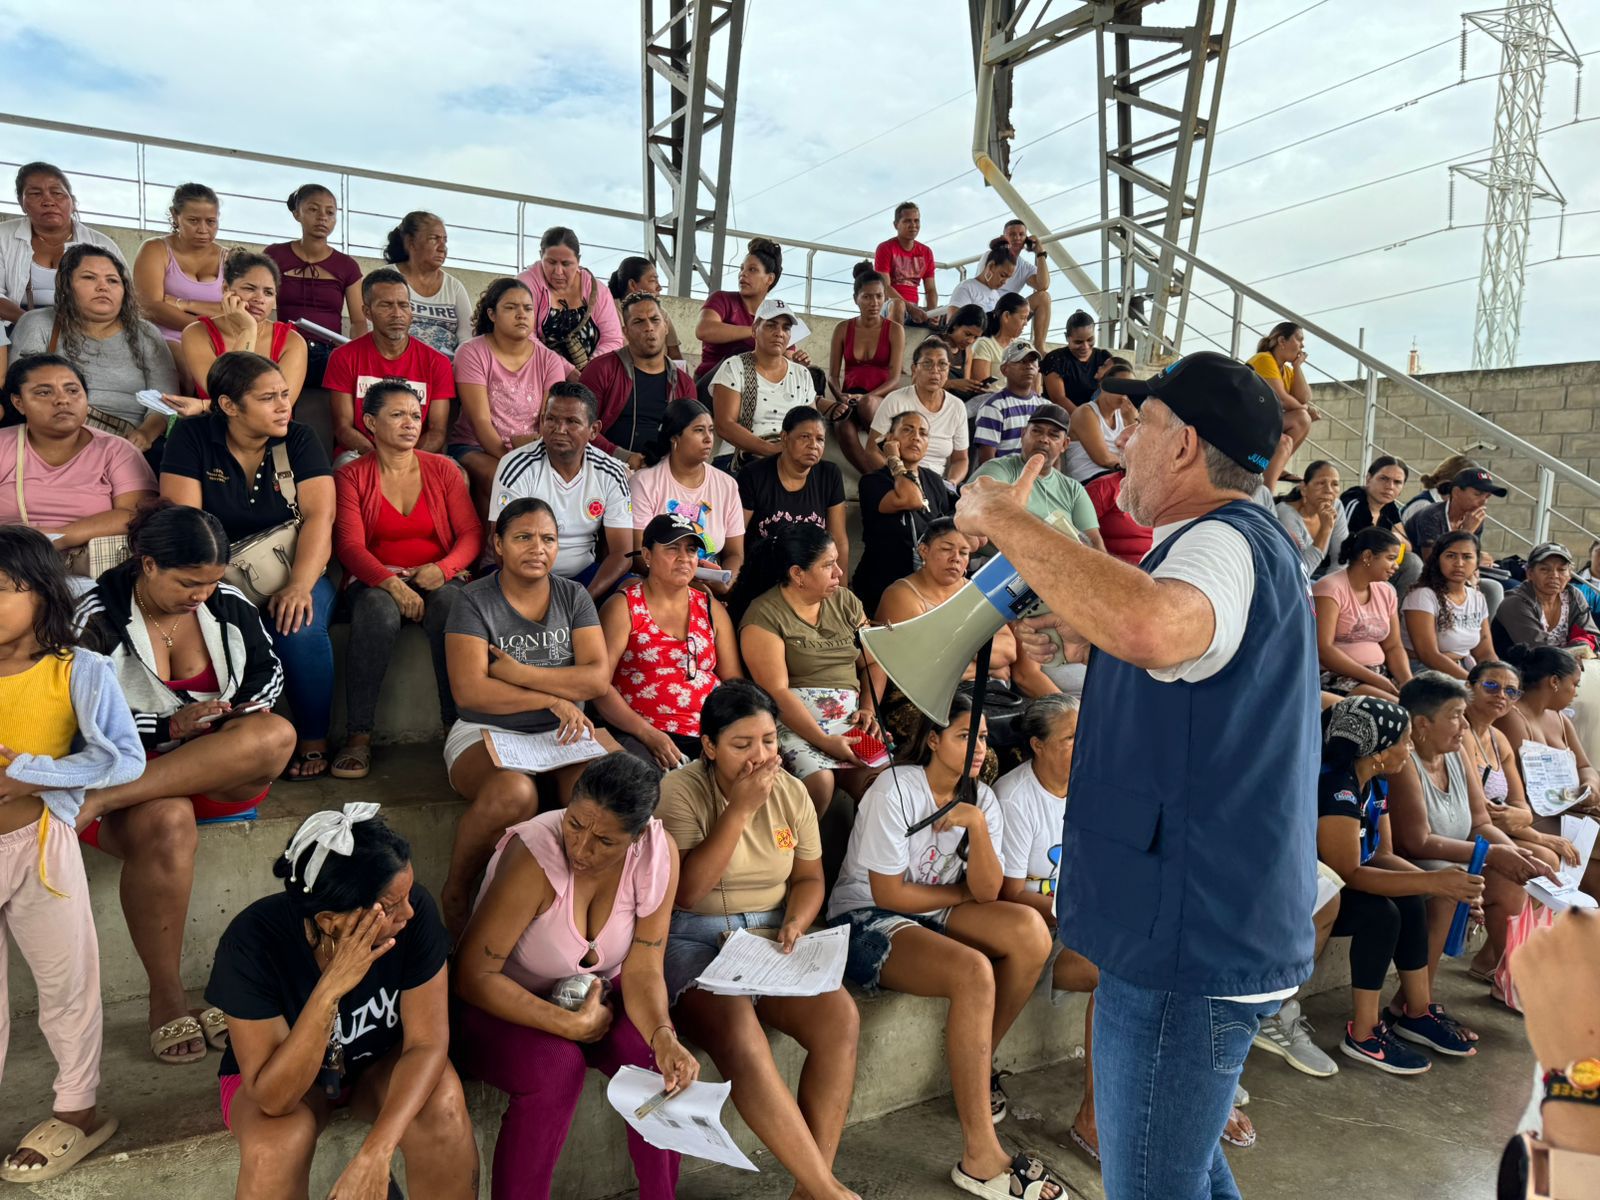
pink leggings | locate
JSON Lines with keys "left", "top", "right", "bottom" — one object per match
{"left": 0, "top": 815, "right": 102, "bottom": 1111}
{"left": 455, "top": 998, "right": 680, "bottom": 1200}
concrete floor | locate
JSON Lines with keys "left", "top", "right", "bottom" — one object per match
{"left": 643, "top": 970, "right": 1532, "bottom": 1200}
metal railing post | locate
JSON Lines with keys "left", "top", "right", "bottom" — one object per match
{"left": 135, "top": 142, "right": 146, "bottom": 231}
{"left": 1229, "top": 290, "right": 1243, "bottom": 359}
{"left": 1356, "top": 327, "right": 1366, "bottom": 384}
{"left": 516, "top": 203, "right": 526, "bottom": 272}
{"left": 339, "top": 174, "right": 350, "bottom": 254}
{"left": 1361, "top": 365, "right": 1379, "bottom": 474}
{"left": 1535, "top": 466, "right": 1555, "bottom": 544}
{"left": 805, "top": 248, "right": 818, "bottom": 313}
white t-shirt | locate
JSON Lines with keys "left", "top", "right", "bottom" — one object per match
{"left": 1400, "top": 585, "right": 1489, "bottom": 659}
{"left": 708, "top": 355, "right": 816, "bottom": 457}
{"left": 406, "top": 272, "right": 473, "bottom": 355}
{"left": 1143, "top": 518, "right": 1256, "bottom": 684}
{"left": 999, "top": 255, "right": 1038, "bottom": 296}
{"left": 996, "top": 761, "right": 1065, "bottom": 894}
{"left": 870, "top": 386, "right": 970, "bottom": 477}
{"left": 488, "top": 443, "right": 632, "bottom": 578}
{"left": 1141, "top": 513, "right": 1298, "bottom": 1004}
{"left": 827, "top": 765, "right": 1005, "bottom": 922}
{"left": 948, "top": 277, "right": 1002, "bottom": 313}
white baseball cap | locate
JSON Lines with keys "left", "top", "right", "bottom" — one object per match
{"left": 754, "top": 296, "right": 811, "bottom": 347}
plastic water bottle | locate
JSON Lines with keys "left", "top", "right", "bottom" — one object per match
{"left": 1444, "top": 836, "right": 1490, "bottom": 957}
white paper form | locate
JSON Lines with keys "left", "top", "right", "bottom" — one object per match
{"left": 482, "top": 727, "right": 608, "bottom": 774}
{"left": 605, "top": 1066, "right": 757, "bottom": 1171}
{"left": 1526, "top": 816, "right": 1599, "bottom": 911}
{"left": 1519, "top": 743, "right": 1585, "bottom": 817}
{"left": 694, "top": 926, "right": 848, "bottom": 998}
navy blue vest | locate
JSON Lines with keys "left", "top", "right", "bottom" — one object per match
{"left": 1058, "top": 500, "right": 1319, "bottom": 996}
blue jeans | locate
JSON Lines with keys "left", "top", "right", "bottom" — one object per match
{"left": 1093, "top": 971, "right": 1278, "bottom": 1200}
{"left": 270, "top": 574, "right": 336, "bottom": 741}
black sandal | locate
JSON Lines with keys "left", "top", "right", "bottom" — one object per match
{"left": 282, "top": 750, "right": 329, "bottom": 781}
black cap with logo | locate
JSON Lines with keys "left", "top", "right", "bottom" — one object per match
{"left": 1098, "top": 351, "right": 1283, "bottom": 473}
{"left": 1450, "top": 467, "right": 1508, "bottom": 498}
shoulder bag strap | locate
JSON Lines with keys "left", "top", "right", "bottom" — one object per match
{"left": 737, "top": 352, "right": 761, "bottom": 429}
{"left": 13, "top": 430, "right": 28, "bottom": 525}
{"left": 47, "top": 312, "right": 62, "bottom": 355}
{"left": 270, "top": 442, "right": 301, "bottom": 524}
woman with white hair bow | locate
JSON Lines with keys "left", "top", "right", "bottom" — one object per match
{"left": 204, "top": 804, "right": 477, "bottom": 1200}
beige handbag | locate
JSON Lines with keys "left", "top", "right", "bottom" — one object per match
{"left": 223, "top": 443, "right": 302, "bottom": 605}
{"left": 13, "top": 430, "right": 131, "bottom": 578}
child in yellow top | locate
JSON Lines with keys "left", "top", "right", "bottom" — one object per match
{"left": 0, "top": 525, "right": 142, "bottom": 1184}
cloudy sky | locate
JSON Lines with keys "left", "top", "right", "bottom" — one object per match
{"left": 2, "top": 0, "right": 1595, "bottom": 380}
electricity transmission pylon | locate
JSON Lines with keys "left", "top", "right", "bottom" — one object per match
{"left": 1450, "top": 1, "right": 1581, "bottom": 369}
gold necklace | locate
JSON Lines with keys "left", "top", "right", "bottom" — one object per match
{"left": 134, "top": 584, "right": 182, "bottom": 649}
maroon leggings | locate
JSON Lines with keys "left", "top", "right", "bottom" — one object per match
{"left": 455, "top": 998, "right": 680, "bottom": 1200}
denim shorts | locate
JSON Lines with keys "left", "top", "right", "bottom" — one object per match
{"left": 445, "top": 442, "right": 486, "bottom": 463}
{"left": 664, "top": 907, "right": 784, "bottom": 1004}
{"left": 827, "top": 906, "right": 946, "bottom": 993}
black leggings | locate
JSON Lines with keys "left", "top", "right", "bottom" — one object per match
{"left": 1330, "top": 886, "right": 1431, "bottom": 991}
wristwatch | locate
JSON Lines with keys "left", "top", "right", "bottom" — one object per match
{"left": 1545, "top": 1059, "right": 1600, "bottom": 1103}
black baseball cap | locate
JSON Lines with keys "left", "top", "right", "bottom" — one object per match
{"left": 1451, "top": 467, "right": 1507, "bottom": 498}
{"left": 641, "top": 512, "right": 707, "bottom": 551}
{"left": 1098, "top": 352, "right": 1282, "bottom": 473}
{"left": 1527, "top": 542, "right": 1572, "bottom": 565}
{"left": 1026, "top": 403, "right": 1071, "bottom": 432}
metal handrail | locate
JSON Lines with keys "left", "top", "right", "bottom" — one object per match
{"left": 1016, "top": 214, "right": 1600, "bottom": 546}
{"left": 0, "top": 112, "right": 967, "bottom": 316}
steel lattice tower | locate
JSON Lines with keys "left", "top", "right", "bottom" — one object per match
{"left": 1451, "top": 2, "right": 1580, "bottom": 369}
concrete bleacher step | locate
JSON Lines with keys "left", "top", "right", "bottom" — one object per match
{"left": 4, "top": 742, "right": 1088, "bottom": 1198}
{"left": 6, "top": 952, "right": 1087, "bottom": 1200}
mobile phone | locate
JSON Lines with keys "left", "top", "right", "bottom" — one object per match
{"left": 233, "top": 700, "right": 271, "bottom": 716}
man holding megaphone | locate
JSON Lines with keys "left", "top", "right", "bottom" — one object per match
{"left": 953, "top": 352, "right": 1320, "bottom": 1200}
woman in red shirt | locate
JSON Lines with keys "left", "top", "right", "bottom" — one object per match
{"left": 331, "top": 380, "right": 483, "bottom": 778}
{"left": 596, "top": 513, "right": 743, "bottom": 769}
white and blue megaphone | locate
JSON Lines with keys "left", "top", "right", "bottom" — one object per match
{"left": 860, "top": 549, "right": 1052, "bottom": 725}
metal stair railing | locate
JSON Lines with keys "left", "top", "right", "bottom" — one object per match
{"left": 0, "top": 112, "right": 968, "bottom": 318}
{"left": 959, "top": 214, "right": 1600, "bottom": 549}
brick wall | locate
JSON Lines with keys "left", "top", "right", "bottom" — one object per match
{"left": 1300, "top": 360, "right": 1600, "bottom": 558}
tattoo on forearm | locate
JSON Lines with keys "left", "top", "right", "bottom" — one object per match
{"left": 632, "top": 935, "right": 664, "bottom": 948}
{"left": 482, "top": 945, "right": 509, "bottom": 961}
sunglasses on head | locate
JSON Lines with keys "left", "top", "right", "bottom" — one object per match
{"left": 1478, "top": 680, "right": 1523, "bottom": 701}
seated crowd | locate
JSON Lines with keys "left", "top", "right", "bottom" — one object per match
{"left": 2, "top": 162, "right": 1594, "bottom": 1200}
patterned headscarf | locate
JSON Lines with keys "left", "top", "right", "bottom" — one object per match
{"left": 1324, "top": 696, "right": 1409, "bottom": 761}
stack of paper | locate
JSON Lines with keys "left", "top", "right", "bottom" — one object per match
{"left": 694, "top": 926, "right": 848, "bottom": 998}
{"left": 482, "top": 727, "right": 608, "bottom": 773}
{"left": 135, "top": 389, "right": 180, "bottom": 417}
{"left": 1526, "top": 816, "right": 1599, "bottom": 911}
{"left": 606, "top": 1066, "right": 756, "bottom": 1171}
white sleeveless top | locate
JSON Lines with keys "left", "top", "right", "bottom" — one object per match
{"left": 1063, "top": 403, "right": 1125, "bottom": 482}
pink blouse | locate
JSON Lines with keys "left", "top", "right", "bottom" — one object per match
{"left": 474, "top": 810, "right": 671, "bottom": 995}
{"left": 1312, "top": 569, "right": 1398, "bottom": 669}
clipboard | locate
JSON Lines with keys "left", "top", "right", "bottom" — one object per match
{"left": 482, "top": 726, "right": 623, "bottom": 773}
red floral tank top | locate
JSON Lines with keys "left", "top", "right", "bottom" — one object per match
{"left": 612, "top": 581, "right": 719, "bottom": 737}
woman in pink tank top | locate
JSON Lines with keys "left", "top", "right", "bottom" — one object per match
{"left": 454, "top": 754, "right": 697, "bottom": 1200}
{"left": 132, "top": 183, "right": 226, "bottom": 347}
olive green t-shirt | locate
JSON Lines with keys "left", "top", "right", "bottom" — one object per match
{"left": 740, "top": 585, "right": 866, "bottom": 692}
{"left": 657, "top": 760, "right": 822, "bottom": 917}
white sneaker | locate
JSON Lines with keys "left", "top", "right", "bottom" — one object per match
{"left": 1253, "top": 999, "right": 1339, "bottom": 1077}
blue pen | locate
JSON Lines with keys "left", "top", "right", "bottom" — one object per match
{"left": 1444, "top": 836, "right": 1490, "bottom": 957}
